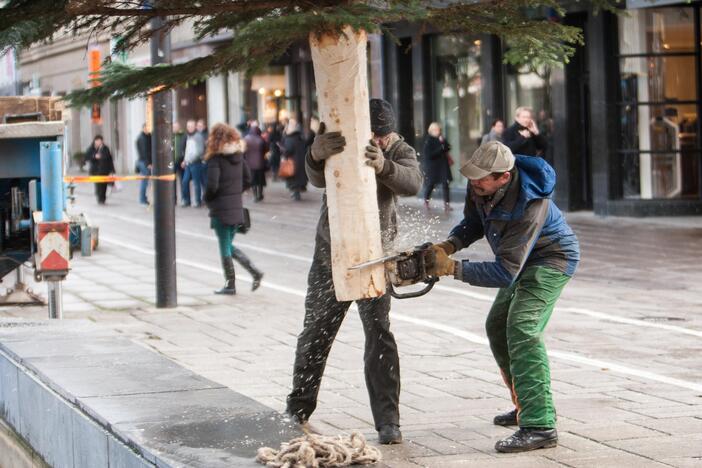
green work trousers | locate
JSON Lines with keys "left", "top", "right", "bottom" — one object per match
{"left": 211, "top": 217, "right": 239, "bottom": 258}
{"left": 485, "top": 265, "right": 571, "bottom": 429}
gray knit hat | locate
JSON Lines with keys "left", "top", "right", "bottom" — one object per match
{"left": 369, "top": 98, "right": 396, "bottom": 136}
{"left": 460, "top": 141, "right": 515, "bottom": 180}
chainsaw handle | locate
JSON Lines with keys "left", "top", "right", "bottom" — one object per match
{"left": 389, "top": 277, "right": 439, "bottom": 299}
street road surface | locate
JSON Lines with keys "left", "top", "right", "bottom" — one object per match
{"left": 3, "top": 180, "right": 702, "bottom": 467}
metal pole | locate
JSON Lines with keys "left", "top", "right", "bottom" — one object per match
{"left": 39, "top": 141, "right": 65, "bottom": 318}
{"left": 47, "top": 281, "right": 63, "bottom": 319}
{"left": 150, "top": 15, "right": 177, "bottom": 308}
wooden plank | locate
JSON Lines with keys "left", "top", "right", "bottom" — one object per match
{"left": 310, "top": 27, "right": 386, "bottom": 301}
{"left": 0, "top": 121, "right": 65, "bottom": 140}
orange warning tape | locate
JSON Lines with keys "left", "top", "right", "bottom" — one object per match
{"left": 64, "top": 174, "right": 176, "bottom": 183}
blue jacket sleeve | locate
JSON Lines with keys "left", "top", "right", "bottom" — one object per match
{"left": 456, "top": 199, "right": 550, "bottom": 288}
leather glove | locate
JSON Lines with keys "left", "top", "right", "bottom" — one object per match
{"left": 434, "top": 240, "right": 456, "bottom": 256}
{"left": 311, "top": 122, "right": 346, "bottom": 162}
{"left": 428, "top": 246, "right": 456, "bottom": 277}
{"left": 365, "top": 139, "right": 386, "bottom": 174}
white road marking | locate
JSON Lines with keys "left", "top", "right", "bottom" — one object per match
{"left": 97, "top": 213, "right": 702, "bottom": 339}
{"left": 93, "top": 212, "right": 312, "bottom": 264}
{"left": 101, "top": 235, "right": 702, "bottom": 393}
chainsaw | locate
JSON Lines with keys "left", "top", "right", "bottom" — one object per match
{"left": 348, "top": 242, "right": 439, "bottom": 299}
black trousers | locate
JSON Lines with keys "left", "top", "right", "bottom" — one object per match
{"left": 286, "top": 238, "right": 401, "bottom": 429}
{"left": 423, "top": 180, "right": 450, "bottom": 203}
{"left": 95, "top": 183, "right": 108, "bottom": 204}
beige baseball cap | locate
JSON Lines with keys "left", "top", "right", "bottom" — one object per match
{"left": 460, "top": 141, "right": 515, "bottom": 180}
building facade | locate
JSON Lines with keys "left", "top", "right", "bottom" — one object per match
{"left": 367, "top": 2, "right": 702, "bottom": 216}
{"left": 11, "top": 1, "right": 702, "bottom": 216}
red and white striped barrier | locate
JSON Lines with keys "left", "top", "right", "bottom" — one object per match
{"left": 35, "top": 221, "right": 70, "bottom": 276}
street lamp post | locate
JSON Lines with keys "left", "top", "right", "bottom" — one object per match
{"left": 150, "top": 15, "right": 177, "bottom": 308}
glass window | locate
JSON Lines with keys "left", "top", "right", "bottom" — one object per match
{"left": 430, "top": 35, "right": 483, "bottom": 184}
{"left": 618, "top": 7, "right": 694, "bottom": 54}
{"left": 618, "top": 6, "right": 699, "bottom": 200}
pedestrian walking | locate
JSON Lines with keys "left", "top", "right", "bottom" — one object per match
{"left": 421, "top": 122, "right": 453, "bottom": 212}
{"left": 428, "top": 141, "right": 580, "bottom": 453}
{"left": 481, "top": 119, "right": 505, "bottom": 145}
{"left": 181, "top": 119, "right": 206, "bottom": 207}
{"left": 268, "top": 121, "right": 284, "bottom": 182}
{"left": 173, "top": 121, "right": 185, "bottom": 204}
{"left": 85, "top": 135, "right": 115, "bottom": 205}
{"left": 244, "top": 122, "right": 268, "bottom": 202}
{"left": 286, "top": 99, "right": 423, "bottom": 445}
{"left": 281, "top": 118, "right": 307, "bottom": 201}
{"left": 197, "top": 118, "right": 209, "bottom": 200}
{"left": 503, "top": 107, "right": 547, "bottom": 157}
{"left": 135, "top": 124, "right": 152, "bottom": 205}
{"left": 203, "top": 123, "right": 263, "bottom": 295}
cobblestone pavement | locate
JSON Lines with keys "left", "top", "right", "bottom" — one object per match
{"left": 3, "top": 180, "right": 702, "bottom": 467}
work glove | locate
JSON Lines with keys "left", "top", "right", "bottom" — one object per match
{"left": 311, "top": 122, "right": 346, "bottom": 162}
{"left": 433, "top": 240, "right": 456, "bottom": 256}
{"left": 365, "top": 139, "right": 386, "bottom": 174}
{"left": 427, "top": 247, "right": 456, "bottom": 277}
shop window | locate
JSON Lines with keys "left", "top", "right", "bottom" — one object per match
{"left": 251, "top": 66, "right": 287, "bottom": 125}
{"left": 430, "top": 35, "right": 483, "bottom": 184}
{"left": 618, "top": 6, "right": 699, "bottom": 199}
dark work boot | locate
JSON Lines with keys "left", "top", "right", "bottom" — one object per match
{"left": 495, "top": 428, "right": 558, "bottom": 453}
{"left": 493, "top": 408, "right": 518, "bottom": 426}
{"left": 232, "top": 250, "right": 263, "bottom": 291}
{"left": 377, "top": 424, "right": 402, "bottom": 445}
{"left": 215, "top": 257, "right": 236, "bottom": 295}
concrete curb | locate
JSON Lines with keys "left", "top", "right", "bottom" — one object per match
{"left": 0, "top": 318, "right": 299, "bottom": 468}
{"left": 0, "top": 345, "right": 153, "bottom": 468}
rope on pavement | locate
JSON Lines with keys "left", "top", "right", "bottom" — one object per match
{"left": 256, "top": 431, "right": 381, "bottom": 467}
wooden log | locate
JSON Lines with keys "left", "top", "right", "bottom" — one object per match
{"left": 309, "top": 27, "right": 386, "bottom": 301}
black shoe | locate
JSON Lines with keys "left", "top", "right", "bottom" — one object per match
{"left": 214, "top": 281, "right": 236, "bottom": 295}
{"left": 284, "top": 409, "right": 309, "bottom": 427}
{"left": 231, "top": 250, "right": 263, "bottom": 291}
{"left": 215, "top": 258, "right": 236, "bottom": 295}
{"left": 495, "top": 428, "right": 557, "bottom": 453}
{"left": 493, "top": 409, "right": 518, "bottom": 426}
{"left": 377, "top": 424, "right": 402, "bottom": 445}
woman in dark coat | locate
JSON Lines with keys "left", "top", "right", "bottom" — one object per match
{"left": 204, "top": 123, "right": 263, "bottom": 295}
{"left": 243, "top": 124, "right": 268, "bottom": 202}
{"left": 282, "top": 118, "right": 308, "bottom": 201}
{"left": 421, "top": 122, "right": 453, "bottom": 212}
{"left": 84, "top": 135, "right": 115, "bottom": 205}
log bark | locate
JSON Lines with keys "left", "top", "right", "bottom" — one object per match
{"left": 309, "top": 27, "right": 386, "bottom": 301}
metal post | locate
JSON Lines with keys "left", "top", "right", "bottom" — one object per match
{"left": 39, "top": 141, "right": 65, "bottom": 318}
{"left": 39, "top": 142, "right": 64, "bottom": 222}
{"left": 150, "top": 15, "right": 177, "bottom": 308}
{"left": 47, "top": 281, "right": 63, "bottom": 319}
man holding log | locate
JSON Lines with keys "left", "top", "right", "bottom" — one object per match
{"left": 286, "top": 99, "right": 422, "bottom": 445}
{"left": 427, "top": 141, "right": 580, "bottom": 453}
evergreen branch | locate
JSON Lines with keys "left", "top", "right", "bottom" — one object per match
{"left": 2, "top": 0, "right": 623, "bottom": 107}
{"left": 64, "top": 1, "right": 325, "bottom": 17}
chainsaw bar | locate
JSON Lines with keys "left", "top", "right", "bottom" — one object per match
{"left": 348, "top": 253, "right": 401, "bottom": 270}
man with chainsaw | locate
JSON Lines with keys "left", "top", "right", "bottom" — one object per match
{"left": 429, "top": 141, "right": 579, "bottom": 453}
{"left": 286, "top": 99, "right": 422, "bottom": 444}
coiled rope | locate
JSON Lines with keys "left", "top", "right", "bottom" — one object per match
{"left": 256, "top": 431, "right": 381, "bottom": 467}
